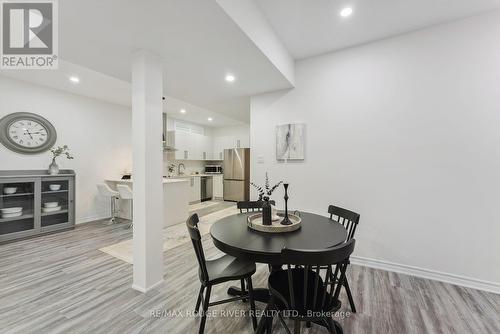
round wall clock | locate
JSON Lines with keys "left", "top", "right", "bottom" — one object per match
{"left": 0, "top": 112, "right": 57, "bottom": 154}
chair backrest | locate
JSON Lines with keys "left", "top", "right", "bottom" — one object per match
{"left": 237, "top": 200, "right": 276, "bottom": 213}
{"left": 116, "top": 184, "right": 133, "bottom": 200}
{"left": 328, "top": 205, "right": 360, "bottom": 241}
{"left": 97, "top": 183, "right": 119, "bottom": 197}
{"left": 271, "top": 240, "right": 355, "bottom": 315}
{"left": 186, "top": 214, "right": 209, "bottom": 283}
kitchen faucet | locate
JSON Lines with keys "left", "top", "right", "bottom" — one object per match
{"left": 178, "top": 163, "right": 186, "bottom": 175}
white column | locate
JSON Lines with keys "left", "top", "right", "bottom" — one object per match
{"left": 131, "top": 50, "right": 164, "bottom": 292}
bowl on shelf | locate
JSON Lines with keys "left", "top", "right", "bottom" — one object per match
{"left": 42, "top": 206, "right": 62, "bottom": 213}
{"left": 49, "top": 184, "right": 61, "bottom": 191}
{"left": 3, "top": 187, "right": 17, "bottom": 195}
{"left": 0, "top": 207, "right": 23, "bottom": 214}
{"left": 44, "top": 202, "right": 59, "bottom": 208}
{"left": 1, "top": 211, "right": 23, "bottom": 219}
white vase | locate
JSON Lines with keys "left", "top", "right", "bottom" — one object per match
{"left": 48, "top": 158, "right": 59, "bottom": 175}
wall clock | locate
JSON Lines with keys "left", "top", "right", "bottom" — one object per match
{"left": 0, "top": 112, "right": 57, "bottom": 154}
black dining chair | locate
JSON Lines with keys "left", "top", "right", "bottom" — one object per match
{"left": 186, "top": 213, "right": 258, "bottom": 334}
{"left": 263, "top": 239, "right": 356, "bottom": 334}
{"left": 328, "top": 205, "right": 360, "bottom": 313}
{"left": 237, "top": 200, "right": 276, "bottom": 213}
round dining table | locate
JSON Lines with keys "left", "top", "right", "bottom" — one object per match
{"left": 210, "top": 211, "right": 348, "bottom": 333}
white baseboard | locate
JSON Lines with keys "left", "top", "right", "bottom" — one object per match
{"left": 132, "top": 279, "right": 164, "bottom": 293}
{"left": 351, "top": 256, "right": 500, "bottom": 295}
{"left": 76, "top": 214, "right": 110, "bottom": 225}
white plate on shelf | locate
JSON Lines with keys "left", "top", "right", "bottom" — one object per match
{"left": 42, "top": 206, "right": 62, "bottom": 213}
{"left": 0, "top": 207, "right": 23, "bottom": 214}
{"left": 3, "top": 187, "right": 17, "bottom": 194}
{"left": 49, "top": 184, "right": 61, "bottom": 191}
{"left": 44, "top": 202, "right": 59, "bottom": 208}
{"left": 1, "top": 211, "right": 23, "bottom": 219}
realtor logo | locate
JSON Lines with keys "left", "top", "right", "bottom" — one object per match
{"left": 1, "top": 0, "right": 58, "bottom": 69}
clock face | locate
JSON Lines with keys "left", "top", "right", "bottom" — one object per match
{"left": 8, "top": 120, "right": 49, "bottom": 148}
{"left": 0, "top": 112, "right": 57, "bottom": 154}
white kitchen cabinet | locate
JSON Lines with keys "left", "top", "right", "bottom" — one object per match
{"left": 189, "top": 177, "right": 201, "bottom": 203}
{"left": 212, "top": 175, "right": 223, "bottom": 199}
{"left": 175, "top": 130, "right": 191, "bottom": 160}
{"left": 201, "top": 135, "right": 213, "bottom": 160}
{"left": 213, "top": 136, "right": 225, "bottom": 160}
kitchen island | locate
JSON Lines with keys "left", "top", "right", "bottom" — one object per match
{"left": 105, "top": 177, "right": 189, "bottom": 227}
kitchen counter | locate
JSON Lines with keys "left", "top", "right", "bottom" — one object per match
{"left": 106, "top": 177, "right": 189, "bottom": 184}
{"left": 167, "top": 174, "right": 221, "bottom": 179}
{"left": 105, "top": 178, "right": 189, "bottom": 227}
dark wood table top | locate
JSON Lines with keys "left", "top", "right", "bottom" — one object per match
{"left": 210, "top": 211, "right": 348, "bottom": 265}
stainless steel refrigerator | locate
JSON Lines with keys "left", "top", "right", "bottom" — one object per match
{"left": 223, "top": 148, "right": 250, "bottom": 202}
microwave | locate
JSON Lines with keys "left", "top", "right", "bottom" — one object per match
{"left": 205, "top": 165, "right": 222, "bottom": 174}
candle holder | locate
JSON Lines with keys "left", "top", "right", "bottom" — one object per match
{"left": 281, "top": 183, "right": 292, "bottom": 225}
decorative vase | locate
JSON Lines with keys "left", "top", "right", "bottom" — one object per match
{"left": 261, "top": 196, "right": 272, "bottom": 225}
{"left": 48, "top": 158, "right": 59, "bottom": 175}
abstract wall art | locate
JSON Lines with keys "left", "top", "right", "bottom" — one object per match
{"left": 276, "top": 123, "right": 305, "bottom": 160}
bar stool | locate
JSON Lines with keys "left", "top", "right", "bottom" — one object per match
{"left": 117, "top": 184, "right": 133, "bottom": 229}
{"left": 97, "top": 183, "right": 120, "bottom": 224}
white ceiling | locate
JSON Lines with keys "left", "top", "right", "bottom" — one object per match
{"left": 55, "top": 0, "right": 293, "bottom": 123}
{"left": 0, "top": 60, "right": 245, "bottom": 128}
{"left": 255, "top": 0, "right": 500, "bottom": 59}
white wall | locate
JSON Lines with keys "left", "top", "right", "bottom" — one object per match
{"left": 212, "top": 124, "right": 249, "bottom": 138}
{"left": 0, "top": 76, "right": 132, "bottom": 223}
{"left": 251, "top": 12, "right": 500, "bottom": 288}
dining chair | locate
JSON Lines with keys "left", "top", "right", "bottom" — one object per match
{"left": 186, "top": 213, "right": 258, "bottom": 334}
{"left": 264, "top": 239, "right": 356, "bottom": 334}
{"left": 237, "top": 200, "right": 276, "bottom": 213}
{"left": 328, "top": 204, "right": 360, "bottom": 313}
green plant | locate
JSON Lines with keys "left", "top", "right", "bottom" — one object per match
{"left": 250, "top": 173, "right": 283, "bottom": 201}
{"left": 50, "top": 145, "right": 74, "bottom": 161}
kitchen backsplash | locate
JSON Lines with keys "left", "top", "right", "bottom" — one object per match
{"left": 164, "top": 159, "right": 217, "bottom": 176}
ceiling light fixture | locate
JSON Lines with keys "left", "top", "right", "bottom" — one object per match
{"left": 340, "top": 7, "right": 353, "bottom": 18}
{"left": 69, "top": 76, "right": 80, "bottom": 83}
{"left": 225, "top": 74, "right": 235, "bottom": 82}
{"left": 208, "top": 117, "right": 213, "bottom": 122}
{"left": 180, "top": 109, "right": 186, "bottom": 114}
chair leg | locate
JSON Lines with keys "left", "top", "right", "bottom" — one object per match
{"left": 324, "top": 317, "right": 340, "bottom": 334}
{"left": 240, "top": 278, "right": 247, "bottom": 302}
{"left": 246, "top": 277, "right": 258, "bottom": 330}
{"left": 343, "top": 278, "right": 357, "bottom": 313}
{"left": 199, "top": 285, "right": 211, "bottom": 334}
{"left": 294, "top": 320, "right": 301, "bottom": 334}
{"left": 194, "top": 285, "right": 205, "bottom": 314}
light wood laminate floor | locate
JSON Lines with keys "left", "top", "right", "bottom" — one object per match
{"left": 0, "top": 218, "right": 499, "bottom": 334}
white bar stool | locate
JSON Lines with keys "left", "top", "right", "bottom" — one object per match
{"left": 117, "top": 184, "right": 133, "bottom": 229}
{"left": 97, "top": 183, "right": 120, "bottom": 224}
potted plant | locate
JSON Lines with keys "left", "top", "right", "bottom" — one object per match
{"left": 49, "top": 145, "right": 74, "bottom": 175}
{"left": 250, "top": 173, "right": 282, "bottom": 225}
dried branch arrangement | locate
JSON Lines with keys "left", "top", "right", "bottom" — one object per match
{"left": 250, "top": 172, "right": 283, "bottom": 200}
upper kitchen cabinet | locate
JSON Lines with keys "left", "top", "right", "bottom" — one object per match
{"left": 173, "top": 120, "right": 214, "bottom": 160}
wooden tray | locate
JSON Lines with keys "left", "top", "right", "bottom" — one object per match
{"left": 247, "top": 213, "right": 302, "bottom": 233}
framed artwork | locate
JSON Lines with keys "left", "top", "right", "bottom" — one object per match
{"left": 276, "top": 123, "right": 305, "bottom": 160}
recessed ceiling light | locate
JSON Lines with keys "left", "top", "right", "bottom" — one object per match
{"left": 340, "top": 7, "right": 353, "bottom": 18}
{"left": 208, "top": 117, "right": 213, "bottom": 122}
{"left": 180, "top": 109, "right": 186, "bottom": 114}
{"left": 69, "top": 76, "right": 80, "bottom": 83}
{"left": 225, "top": 74, "right": 235, "bottom": 82}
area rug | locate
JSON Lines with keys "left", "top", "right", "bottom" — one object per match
{"left": 99, "top": 205, "right": 239, "bottom": 264}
